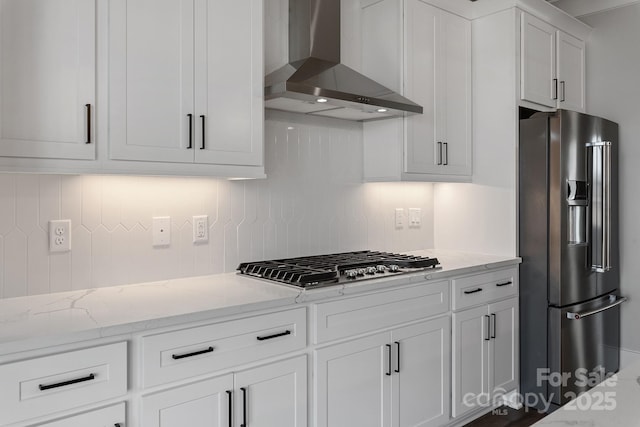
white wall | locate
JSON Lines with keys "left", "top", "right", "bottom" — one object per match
{"left": 0, "top": 112, "right": 435, "bottom": 299}
{"left": 580, "top": 4, "right": 640, "bottom": 354}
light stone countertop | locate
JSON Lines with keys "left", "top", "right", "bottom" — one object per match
{"left": 0, "top": 249, "right": 520, "bottom": 357}
{"left": 533, "top": 359, "right": 640, "bottom": 426}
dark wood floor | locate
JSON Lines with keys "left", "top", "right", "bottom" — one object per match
{"left": 463, "top": 406, "right": 547, "bottom": 427}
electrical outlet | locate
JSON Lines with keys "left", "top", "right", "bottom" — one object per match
{"left": 49, "top": 220, "right": 71, "bottom": 252}
{"left": 409, "top": 208, "right": 422, "bottom": 227}
{"left": 153, "top": 217, "right": 171, "bottom": 247}
{"left": 395, "top": 208, "right": 405, "bottom": 228}
{"left": 192, "top": 215, "right": 209, "bottom": 243}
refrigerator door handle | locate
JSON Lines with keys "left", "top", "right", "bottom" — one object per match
{"left": 566, "top": 295, "right": 627, "bottom": 320}
{"left": 587, "top": 141, "right": 613, "bottom": 272}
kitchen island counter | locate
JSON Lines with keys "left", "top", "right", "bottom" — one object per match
{"left": 0, "top": 250, "right": 520, "bottom": 356}
{"left": 534, "top": 359, "right": 640, "bottom": 426}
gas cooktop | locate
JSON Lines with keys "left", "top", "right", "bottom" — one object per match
{"left": 237, "top": 251, "right": 440, "bottom": 289}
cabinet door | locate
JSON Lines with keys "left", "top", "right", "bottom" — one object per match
{"left": 234, "top": 356, "right": 307, "bottom": 427}
{"left": 557, "top": 31, "right": 585, "bottom": 113}
{"left": 436, "top": 10, "right": 472, "bottom": 176}
{"left": 315, "top": 332, "right": 391, "bottom": 427}
{"left": 404, "top": 0, "right": 437, "bottom": 175}
{"left": 489, "top": 297, "right": 519, "bottom": 395}
{"left": 109, "top": 0, "right": 195, "bottom": 163}
{"left": 392, "top": 316, "right": 451, "bottom": 427}
{"left": 0, "top": 0, "right": 95, "bottom": 160}
{"left": 141, "top": 374, "right": 233, "bottom": 427}
{"left": 521, "top": 13, "right": 557, "bottom": 108}
{"left": 194, "top": 0, "right": 263, "bottom": 166}
{"left": 452, "top": 305, "right": 490, "bottom": 418}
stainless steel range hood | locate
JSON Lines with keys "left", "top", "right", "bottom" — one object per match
{"left": 265, "top": 0, "right": 423, "bottom": 122}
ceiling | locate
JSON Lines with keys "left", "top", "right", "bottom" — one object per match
{"left": 546, "top": 0, "right": 640, "bottom": 17}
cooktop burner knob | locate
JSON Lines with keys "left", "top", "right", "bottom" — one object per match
{"left": 366, "top": 266, "right": 377, "bottom": 275}
{"left": 376, "top": 265, "right": 386, "bottom": 273}
{"left": 357, "top": 268, "right": 366, "bottom": 276}
{"left": 345, "top": 270, "right": 358, "bottom": 279}
{"left": 388, "top": 265, "right": 400, "bottom": 272}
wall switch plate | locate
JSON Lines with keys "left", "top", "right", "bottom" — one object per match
{"left": 49, "top": 219, "right": 71, "bottom": 252}
{"left": 395, "top": 208, "right": 405, "bottom": 228}
{"left": 192, "top": 215, "right": 209, "bottom": 243}
{"left": 409, "top": 208, "right": 422, "bottom": 227}
{"left": 153, "top": 217, "right": 171, "bottom": 247}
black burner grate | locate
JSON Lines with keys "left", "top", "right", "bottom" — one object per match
{"left": 237, "top": 251, "right": 440, "bottom": 288}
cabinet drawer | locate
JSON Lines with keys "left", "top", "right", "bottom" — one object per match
{"left": 0, "top": 342, "right": 127, "bottom": 425}
{"left": 141, "top": 307, "right": 306, "bottom": 388}
{"left": 452, "top": 268, "right": 518, "bottom": 311}
{"left": 313, "top": 281, "right": 450, "bottom": 344}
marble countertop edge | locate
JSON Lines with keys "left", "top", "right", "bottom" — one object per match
{"left": 0, "top": 250, "right": 521, "bottom": 357}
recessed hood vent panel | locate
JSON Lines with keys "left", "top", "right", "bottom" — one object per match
{"left": 265, "top": 0, "right": 423, "bottom": 122}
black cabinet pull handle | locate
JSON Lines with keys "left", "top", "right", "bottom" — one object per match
{"left": 437, "top": 142, "right": 443, "bottom": 165}
{"left": 385, "top": 344, "right": 392, "bottom": 376}
{"left": 256, "top": 330, "right": 291, "bottom": 341}
{"left": 484, "top": 315, "right": 491, "bottom": 341}
{"left": 491, "top": 313, "right": 496, "bottom": 339}
{"left": 85, "top": 104, "right": 92, "bottom": 144}
{"left": 394, "top": 341, "right": 400, "bottom": 373}
{"left": 464, "top": 288, "right": 483, "bottom": 295}
{"left": 114, "top": 424, "right": 122, "bottom": 427}
{"left": 172, "top": 346, "right": 214, "bottom": 360}
{"left": 552, "top": 78, "right": 558, "bottom": 100}
{"left": 200, "top": 115, "right": 206, "bottom": 149}
{"left": 496, "top": 281, "right": 513, "bottom": 287}
{"left": 39, "top": 373, "right": 95, "bottom": 391}
{"left": 560, "top": 81, "right": 566, "bottom": 102}
{"left": 226, "top": 390, "right": 233, "bottom": 427}
{"left": 241, "top": 387, "right": 248, "bottom": 427}
{"left": 187, "top": 114, "right": 193, "bottom": 149}
{"left": 443, "top": 142, "right": 448, "bottom": 165}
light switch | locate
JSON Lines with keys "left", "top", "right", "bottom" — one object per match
{"left": 395, "top": 208, "right": 405, "bottom": 228}
{"left": 409, "top": 208, "right": 422, "bottom": 227}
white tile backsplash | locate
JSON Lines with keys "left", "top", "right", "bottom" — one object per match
{"left": 0, "top": 113, "right": 434, "bottom": 298}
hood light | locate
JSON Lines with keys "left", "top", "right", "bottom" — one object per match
{"left": 316, "top": 98, "right": 328, "bottom": 103}
{"left": 376, "top": 108, "right": 388, "bottom": 113}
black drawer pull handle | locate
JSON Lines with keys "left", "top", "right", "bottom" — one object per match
{"left": 200, "top": 115, "right": 206, "bottom": 149}
{"left": 172, "top": 346, "right": 214, "bottom": 360}
{"left": 187, "top": 113, "right": 193, "bottom": 149}
{"left": 85, "top": 104, "right": 92, "bottom": 144}
{"left": 464, "top": 288, "right": 483, "bottom": 295}
{"left": 256, "top": 330, "right": 291, "bottom": 341}
{"left": 496, "top": 281, "right": 513, "bottom": 287}
{"left": 39, "top": 373, "right": 95, "bottom": 391}
{"left": 241, "top": 387, "right": 248, "bottom": 427}
{"left": 226, "top": 390, "right": 233, "bottom": 427}
{"left": 385, "top": 344, "right": 392, "bottom": 376}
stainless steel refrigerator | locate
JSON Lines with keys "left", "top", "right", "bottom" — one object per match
{"left": 519, "top": 109, "right": 626, "bottom": 410}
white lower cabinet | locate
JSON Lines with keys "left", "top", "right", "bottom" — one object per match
{"left": 315, "top": 316, "right": 451, "bottom": 427}
{"left": 34, "top": 403, "right": 126, "bottom": 427}
{"left": 142, "top": 356, "right": 307, "bottom": 427}
{"left": 452, "top": 297, "right": 518, "bottom": 419}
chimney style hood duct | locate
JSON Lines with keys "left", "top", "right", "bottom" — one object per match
{"left": 265, "top": 0, "right": 423, "bottom": 122}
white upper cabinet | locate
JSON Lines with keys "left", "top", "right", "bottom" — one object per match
{"left": 520, "top": 12, "right": 586, "bottom": 112}
{"left": 0, "top": 0, "right": 96, "bottom": 160}
{"left": 556, "top": 31, "right": 585, "bottom": 112}
{"left": 362, "top": 0, "right": 472, "bottom": 182}
{"left": 521, "top": 13, "right": 557, "bottom": 108}
{"left": 108, "top": 0, "right": 263, "bottom": 169}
